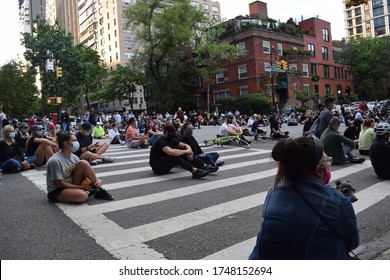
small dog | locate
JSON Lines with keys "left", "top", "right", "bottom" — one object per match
{"left": 335, "top": 180, "right": 358, "bottom": 203}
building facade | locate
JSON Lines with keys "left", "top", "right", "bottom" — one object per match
{"left": 196, "top": 1, "right": 353, "bottom": 112}
{"left": 344, "top": 0, "right": 390, "bottom": 38}
{"left": 190, "top": 0, "right": 221, "bottom": 20}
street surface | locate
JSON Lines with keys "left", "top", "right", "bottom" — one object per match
{"left": 1, "top": 124, "right": 390, "bottom": 260}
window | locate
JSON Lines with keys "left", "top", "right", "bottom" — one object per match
{"left": 347, "top": 10, "right": 352, "bottom": 18}
{"left": 264, "top": 62, "right": 271, "bottom": 75}
{"left": 202, "top": 4, "right": 209, "bottom": 10}
{"left": 132, "top": 97, "right": 138, "bottom": 104}
{"left": 212, "top": 6, "right": 219, "bottom": 13}
{"left": 323, "top": 28, "right": 329, "bottom": 41}
{"left": 373, "top": 7, "right": 384, "bottom": 16}
{"left": 239, "top": 87, "right": 249, "bottom": 96}
{"left": 263, "top": 41, "right": 270, "bottom": 53}
{"left": 323, "top": 65, "right": 330, "bottom": 79}
{"left": 107, "top": 12, "right": 109, "bottom": 19}
{"left": 236, "top": 42, "right": 246, "bottom": 55}
{"left": 311, "top": 63, "right": 317, "bottom": 75}
{"left": 108, "top": 34, "right": 111, "bottom": 41}
{"left": 348, "top": 28, "right": 354, "bottom": 36}
{"left": 355, "top": 17, "right": 362, "bottom": 25}
{"left": 308, "top": 43, "right": 315, "bottom": 57}
{"left": 139, "top": 97, "right": 143, "bottom": 104}
{"left": 374, "top": 17, "right": 386, "bottom": 35}
{"left": 214, "top": 91, "right": 230, "bottom": 103}
{"left": 110, "top": 56, "right": 112, "bottom": 63}
{"left": 277, "top": 43, "right": 283, "bottom": 56}
{"left": 99, "top": 17, "right": 103, "bottom": 25}
{"left": 238, "top": 65, "right": 247, "bottom": 79}
{"left": 107, "top": 23, "right": 110, "bottom": 30}
{"left": 124, "top": 52, "right": 133, "bottom": 59}
{"left": 114, "top": 30, "right": 117, "bottom": 37}
{"left": 114, "top": 18, "right": 116, "bottom": 26}
{"left": 115, "top": 41, "right": 118, "bottom": 48}
{"left": 372, "top": 0, "right": 383, "bottom": 8}
{"left": 355, "top": 7, "right": 361, "bottom": 16}
{"left": 322, "top": 46, "right": 329, "bottom": 60}
{"left": 325, "top": 84, "right": 331, "bottom": 94}
{"left": 216, "top": 73, "right": 224, "bottom": 84}
{"left": 116, "top": 53, "right": 118, "bottom": 59}
{"left": 302, "top": 64, "right": 309, "bottom": 77}
{"left": 100, "top": 28, "right": 104, "bottom": 36}
{"left": 348, "top": 19, "right": 353, "bottom": 27}
{"left": 356, "top": 25, "right": 363, "bottom": 34}
{"left": 289, "top": 64, "right": 297, "bottom": 71}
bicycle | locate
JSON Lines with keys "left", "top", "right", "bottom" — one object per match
{"left": 203, "top": 134, "right": 251, "bottom": 149}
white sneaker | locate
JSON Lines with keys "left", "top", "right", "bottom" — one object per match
{"left": 102, "top": 157, "right": 115, "bottom": 163}
{"left": 90, "top": 159, "right": 98, "bottom": 166}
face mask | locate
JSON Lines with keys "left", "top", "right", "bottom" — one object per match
{"left": 8, "top": 132, "right": 16, "bottom": 139}
{"left": 83, "top": 130, "right": 91, "bottom": 136}
{"left": 71, "top": 141, "right": 80, "bottom": 153}
{"left": 323, "top": 166, "right": 331, "bottom": 184}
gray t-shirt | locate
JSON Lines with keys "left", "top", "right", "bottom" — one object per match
{"left": 46, "top": 152, "right": 80, "bottom": 194}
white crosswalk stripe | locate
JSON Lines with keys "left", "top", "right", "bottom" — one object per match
{"left": 21, "top": 144, "right": 390, "bottom": 260}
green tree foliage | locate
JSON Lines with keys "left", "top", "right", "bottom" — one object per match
{"left": 340, "top": 37, "right": 390, "bottom": 100}
{"left": 92, "top": 64, "right": 143, "bottom": 112}
{"left": 124, "top": 0, "right": 210, "bottom": 112}
{"left": 194, "top": 23, "right": 245, "bottom": 113}
{"left": 21, "top": 18, "right": 106, "bottom": 114}
{"left": 218, "top": 93, "right": 271, "bottom": 114}
{"left": 294, "top": 88, "right": 317, "bottom": 108}
{"left": 0, "top": 61, "right": 38, "bottom": 119}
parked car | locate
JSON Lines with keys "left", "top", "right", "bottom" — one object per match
{"left": 367, "top": 101, "right": 376, "bottom": 110}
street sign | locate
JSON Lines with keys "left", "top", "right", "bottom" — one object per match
{"left": 271, "top": 66, "right": 278, "bottom": 71}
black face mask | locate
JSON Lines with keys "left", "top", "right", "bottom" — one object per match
{"left": 185, "top": 130, "right": 193, "bottom": 137}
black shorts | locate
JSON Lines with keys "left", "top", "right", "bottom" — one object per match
{"left": 47, "top": 188, "right": 65, "bottom": 203}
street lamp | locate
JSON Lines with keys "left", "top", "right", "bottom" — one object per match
{"left": 270, "top": 47, "right": 277, "bottom": 113}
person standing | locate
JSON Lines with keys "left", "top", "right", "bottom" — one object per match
{"left": 314, "top": 97, "right": 335, "bottom": 138}
{"left": 249, "top": 136, "right": 359, "bottom": 259}
{"left": 60, "top": 109, "right": 70, "bottom": 132}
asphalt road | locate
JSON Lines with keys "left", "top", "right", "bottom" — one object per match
{"left": 1, "top": 123, "right": 390, "bottom": 260}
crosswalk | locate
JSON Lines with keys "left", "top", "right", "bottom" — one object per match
{"left": 21, "top": 144, "right": 390, "bottom": 260}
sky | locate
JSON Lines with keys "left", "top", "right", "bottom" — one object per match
{"left": 0, "top": 0, "right": 346, "bottom": 66}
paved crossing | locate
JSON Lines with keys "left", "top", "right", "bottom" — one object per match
{"left": 21, "top": 143, "right": 390, "bottom": 260}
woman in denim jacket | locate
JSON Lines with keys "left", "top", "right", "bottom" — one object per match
{"left": 249, "top": 137, "right": 359, "bottom": 259}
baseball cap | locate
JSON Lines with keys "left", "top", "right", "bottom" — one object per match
{"left": 31, "top": 125, "right": 43, "bottom": 131}
{"left": 81, "top": 122, "right": 92, "bottom": 130}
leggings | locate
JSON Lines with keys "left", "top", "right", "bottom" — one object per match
{"left": 151, "top": 154, "right": 204, "bottom": 175}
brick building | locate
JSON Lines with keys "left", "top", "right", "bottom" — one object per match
{"left": 196, "top": 1, "right": 353, "bottom": 112}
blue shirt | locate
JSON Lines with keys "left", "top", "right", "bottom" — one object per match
{"left": 249, "top": 179, "right": 359, "bottom": 260}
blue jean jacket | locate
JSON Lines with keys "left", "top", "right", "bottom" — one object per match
{"left": 249, "top": 179, "right": 359, "bottom": 260}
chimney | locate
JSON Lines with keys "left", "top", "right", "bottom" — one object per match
{"left": 249, "top": 1, "right": 268, "bottom": 19}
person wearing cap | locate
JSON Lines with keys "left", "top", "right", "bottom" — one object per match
{"left": 74, "top": 122, "right": 115, "bottom": 165}
{"left": 92, "top": 122, "right": 108, "bottom": 139}
{"left": 14, "top": 122, "right": 30, "bottom": 154}
{"left": 0, "top": 125, "right": 37, "bottom": 173}
{"left": 369, "top": 122, "right": 390, "bottom": 180}
{"left": 26, "top": 125, "right": 58, "bottom": 166}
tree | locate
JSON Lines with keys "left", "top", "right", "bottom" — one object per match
{"left": 0, "top": 61, "right": 38, "bottom": 119}
{"left": 193, "top": 23, "right": 245, "bottom": 113}
{"left": 124, "top": 0, "right": 208, "bottom": 112}
{"left": 294, "top": 88, "right": 317, "bottom": 108}
{"left": 340, "top": 37, "right": 390, "bottom": 100}
{"left": 92, "top": 64, "right": 143, "bottom": 112}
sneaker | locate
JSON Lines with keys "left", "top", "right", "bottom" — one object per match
{"left": 349, "top": 157, "right": 365, "bottom": 164}
{"left": 216, "top": 161, "right": 225, "bottom": 167}
{"left": 140, "top": 144, "right": 149, "bottom": 148}
{"left": 102, "top": 157, "right": 115, "bottom": 163}
{"left": 29, "top": 163, "right": 36, "bottom": 169}
{"left": 205, "top": 165, "right": 219, "bottom": 173}
{"left": 90, "top": 159, "right": 98, "bottom": 166}
{"left": 94, "top": 188, "right": 114, "bottom": 200}
{"left": 192, "top": 169, "right": 210, "bottom": 179}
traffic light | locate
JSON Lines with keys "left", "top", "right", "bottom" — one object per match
{"left": 277, "top": 60, "right": 288, "bottom": 71}
{"left": 277, "top": 60, "right": 282, "bottom": 70}
{"left": 47, "top": 97, "right": 57, "bottom": 105}
{"left": 56, "top": 66, "right": 62, "bottom": 78}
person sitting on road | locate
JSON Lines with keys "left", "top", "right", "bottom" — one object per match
{"left": 269, "top": 114, "right": 289, "bottom": 139}
{"left": 320, "top": 117, "right": 365, "bottom": 164}
{"left": 26, "top": 125, "right": 58, "bottom": 166}
{"left": 108, "top": 122, "right": 125, "bottom": 145}
{"left": 0, "top": 125, "right": 37, "bottom": 173}
{"left": 343, "top": 118, "right": 362, "bottom": 148}
{"left": 219, "top": 114, "right": 251, "bottom": 143}
{"left": 46, "top": 132, "right": 113, "bottom": 203}
{"left": 249, "top": 136, "right": 359, "bottom": 260}
{"left": 358, "top": 118, "right": 376, "bottom": 156}
{"left": 74, "top": 122, "right": 115, "bottom": 166}
{"left": 149, "top": 125, "right": 215, "bottom": 179}
{"left": 125, "top": 117, "right": 149, "bottom": 148}
{"left": 180, "top": 122, "right": 224, "bottom": 167}
{"left": 92, "top": 122, "right": 108, "bottom": 139}
{"left": 14, "top": 122, "right": 30, "bottom": 154}
{"left": 369, "top": 122, "right": 390, "bottom": 180}
{"left": 251, "top": 115, "right": 267, "bottom": 138}
{"left": 145, "top": 120, "right": 163, "bottom": 146}
{"left": 287, "top": 113, "right": 298, "bottom": 126}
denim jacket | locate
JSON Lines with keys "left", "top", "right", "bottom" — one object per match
{"left": 249, "top": 179, "right": 359, "bottom": 260}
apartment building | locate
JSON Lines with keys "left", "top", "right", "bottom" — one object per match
{"left": 19, "top": 0, "right": 47, "bottom": 35}
{"left": 190, "top": 0, "right": 221, "bottom": 20}
{"left": 344, "top": 0, "right": 390, "bottom": 38}
{"left": 196, "top": 1, "right": 353, "bottom": 111}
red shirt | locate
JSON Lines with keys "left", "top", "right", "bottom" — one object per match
{"left": 125, "top": 126, "right": 137, "bottom": 142}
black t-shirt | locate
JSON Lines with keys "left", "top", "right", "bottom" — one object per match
{"left": 251, "top": 121, "right": 260, "bottom": 133}
{"left": 26, "top": 137, "right": 40, "bottom": 156}
{"left": 369, "top": 139, "right": 390, "bottom": 179}
{"left": 343, "top": 126, "right": 359, "bottom": 140}
{"left": 149, "top": 137, "right": 169, "bottom": 167}
{"left": 181, "top": 135, "right": 202, "bottom": 155}
{"left": 75, "top": 132, "right": 93, "bottom": 156}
